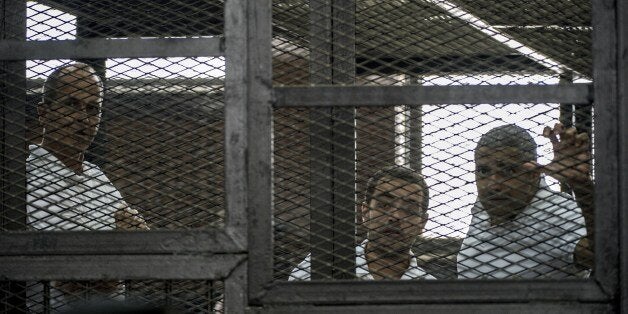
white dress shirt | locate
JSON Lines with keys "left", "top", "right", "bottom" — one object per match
{"left": 26, "top": 145, "right": 126, "bottom": 312}
{"left": 457, "top": 177, "right": 588, "bottom": 279}
{"left": 290, "top": 240, "right": 436, "bottom": 280}
{"left": 27, "top": 145, "right": 125, "bottom": 231}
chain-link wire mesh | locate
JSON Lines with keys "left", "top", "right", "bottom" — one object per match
{"left": 272, "top": 0, "right": 593, "bottom": 281}
{"left": 1, "top": 280, "right": 224, "bottom": 313}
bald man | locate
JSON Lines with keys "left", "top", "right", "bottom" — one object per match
{"left": 27, "top": 63, "right": 147, "bottom": 309}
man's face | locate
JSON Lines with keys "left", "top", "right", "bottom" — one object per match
{"left": 40, "top": 68, "right": 103, "bottom": 153}
{"left": 363, "top": 176, "right": 426, "bottom": 252}
{"left": 475, "top": 146, "right": 539, "bottom": 224}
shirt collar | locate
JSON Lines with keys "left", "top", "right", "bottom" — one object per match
{"left": 29, "top": 145, "right": 86, "bottom": 183}
{"left": 356, "top": 239, "right": 419, "bottom": 280}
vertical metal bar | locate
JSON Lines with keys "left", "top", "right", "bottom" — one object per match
{"left": 407, "top": 75, "right": 422, "bottom": 171}
{"left": 0, "top": 1, "right": 27, "bottom": 312}
{"left": 309, "top": 0, "right": 334, "bottom": 280}
{"left": 207, "top": 280, "right": 215, "bottom": 313}
{"left": 618, "top": 0, "right": 628, "bottom": 311}
{"left": 225, "top": 261, "right": 247, "bottom": 314}
{"left": 558, "top": 72, "right": 574, "bottom": 194}
{"left": 76, "top": 17, "right": 108, "bottom": 166}
{"left": 0, "top": 0, "right": 27, "bottom": 230}
{"left": 43, "top": 281, "right": 51, "bottom": 314}
{"left": 165, "top": 280, "right": 172, "bottom": 307}
{"left": 244, "top": 0, "right": 273, "bottom": 303}
{"left": 224, "top": 0, "right": 248, "bottom": 246}
{"left": 591, "top": 0, "right": 619, "bottom": 297}
{"left": 330, "top": 0, "right": 356, "bottom": 280}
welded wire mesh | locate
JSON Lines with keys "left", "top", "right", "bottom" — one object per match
{"left": 0, "top": 1, "right": 227, "bottom": 232}
{"left": 275, "top": 103, "right": 594, "bottom": 281}
{"left": 272, "top": 0, "right": 593, "bottom": 281}
{"left": 1, "top": 280, "right": 224, "bottom": 313}
{"left": 273, "top": 0, "right": 591, "bottom": 87}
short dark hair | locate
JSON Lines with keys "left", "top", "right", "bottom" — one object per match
{"left": 42, "top": 62, "right": 103, "bottom": 104}
{"left": 475, "top": 124, "right": 537, "bottom": 162}
{"left": 364, "top": 166, "right": 429, "bottom": 216}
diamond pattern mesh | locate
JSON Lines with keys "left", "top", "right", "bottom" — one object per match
{"left": 0, "top": 2, "right": 227, "bottom": 231}
{"left": 0, "top": 0, "right": 600, "bottom": 310}
{"left": 1, "top": 280, "right": 224, "bottom": 313}
{"left": 275, "top": 104, "right": 594, "bottom": 281}
{"left": 272, "top": 0, "right": 594, "bottom": 281}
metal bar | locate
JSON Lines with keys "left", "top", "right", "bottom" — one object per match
{"left": 330, "top": 0, "right": 357, "bottom": 280}
{"left": 0, "top": 229, "right": 245, "bottom": 255}
{"left": 0, "top": 37, "right": 224, "bottom": 61}
{"left": 225, "top": 260, "right": 247, "bottom": 313}
{"left": 76, "top": 16, "right": 108, "bottom": 168}
{"left": 259, "top": 280, "right": 610, "bottom": 304}
{"left": 224, "top": 0, "right": 248, "bottom": 249}
{"left": 0, "top": 1, "right": 27, "bottom": 312}
{"left": 0, "top": 1, "right": 27, "bottom": 232}
{"left": 259, "top": 303, "right": 612, "bottom": 314}
{"left": 274, "top": 84, "right": 594, "bottom": 107}
{"left": 591, "top": 0, "right": 619, "bottom": 297}
{"left": 0, "top": 254, "right": 246, "bottom": 280}
{"left": 309, "top": 0, "right": 334, "bottom": 281}
{"left": 331, "top": 0, "right": 356, "bottom": 279}
{"left": 245, "top": 0, "right": 274, "bottom": 303}
{"left": 407, "top": 75, "right": 422, "bottom": 171}
{"left": 618, "top": 0, "right": 628, "bottom": 311}
{"left": 558, "top": 72, "right": 574, "bottom": 194}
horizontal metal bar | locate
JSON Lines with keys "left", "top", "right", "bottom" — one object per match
{"left": 0, "top": 229, "right": 245, "bottom": 255}
{"left": 0, "top": 37, "right": 224, "bottom": 60}
{"left": 258, "top": 280, "right": 609, "bottom": 305}
{"left": 259, "top": 303, "right": 612, "bottom": 313}
{"left": 273, "top": 84, "right": 593, "bottom": 107}
{"left": 0, "top": 254, "right": 245, "bottom": 280}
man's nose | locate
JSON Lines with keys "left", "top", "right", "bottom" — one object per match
{"left": 489, "top": 174, "right": 505, "bottom": 191}
{"left": 387, "top": 209, "right": 402, "bottom": 222}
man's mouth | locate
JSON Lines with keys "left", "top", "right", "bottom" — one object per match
{"left": 486, "top": 195, "right": 510, "bottom": 202}
{"left": 380, "top": 228, "right": 402, "bottom": 236}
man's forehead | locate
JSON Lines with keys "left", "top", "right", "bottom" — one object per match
{"left": 476, "top": 146, "right": 527, "bottom": 163}
{"left": 374, "top": 176, "right": 423, "bottom": 197}
{"left": 59, "top": 69, "right": 99, "bottom": 85}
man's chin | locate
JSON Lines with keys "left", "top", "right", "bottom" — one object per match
{"left": 369, "top": 239, "right": 411, "bottom": 252}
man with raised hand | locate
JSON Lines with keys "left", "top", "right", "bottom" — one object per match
{"left": 457, "top": 123, "right": 593, "bottom": 279}
{"left": 290, "top": 166, "right": 435, "bottom": 280}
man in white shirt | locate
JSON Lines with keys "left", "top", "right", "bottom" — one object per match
{"left": 26, "top": 63, "right": 148, "bottom": 311}
{"left": 291, "top": 166, "right": 435, "bottom": 280}
{"left": 457, "top": 123, "right": 593, "bottom": 279}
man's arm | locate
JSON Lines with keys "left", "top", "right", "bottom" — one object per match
{"left": 541, "top": 123, "right": 594, "bottom": 268}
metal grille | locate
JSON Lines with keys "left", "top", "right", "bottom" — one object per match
{"left": 272, "top": 0, "right": 594, "bottom": 281}
{"left": 1, "top": 1, "right": 230, "bottom": 313}
{"left": 0, "top": 1, "right": 227, "bottom": 232}
{"left": 1, "top": 280, "right": 224, "bottom": 313}
{"left": 272, "top": 0, "right": 591, "bottom": 87}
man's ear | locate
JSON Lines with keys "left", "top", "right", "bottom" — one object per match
{"left": 359, "top": 202, "right": 369, "bottom": 225}
{"left": 418, "top": 212, "right": 428, "bottom": 233}
{"left": 36, "top": 102, "right": 47, "bottom": 126}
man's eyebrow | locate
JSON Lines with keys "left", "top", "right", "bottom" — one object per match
{"left": 375, "top": 191, "right": 422, "bottom": 203}
{"left": 373, "top": 191, "right": 394, "bottom": 200}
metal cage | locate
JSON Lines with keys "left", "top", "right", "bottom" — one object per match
{"left": 0, "top": 0, "right": 626, "bottom": 312}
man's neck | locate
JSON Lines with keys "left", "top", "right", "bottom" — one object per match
{"left": 41, "top": 140, "right": 85, "bottom": 175}
{"left": 365, "top": 241, "right": 411, "bottom": 280}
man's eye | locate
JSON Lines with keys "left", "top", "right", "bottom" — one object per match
{"left": 477, "top": 167, "right": 490, "bottom": 176}
{"left": 87, "top": 105, "right": 100, "bottom": 115}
